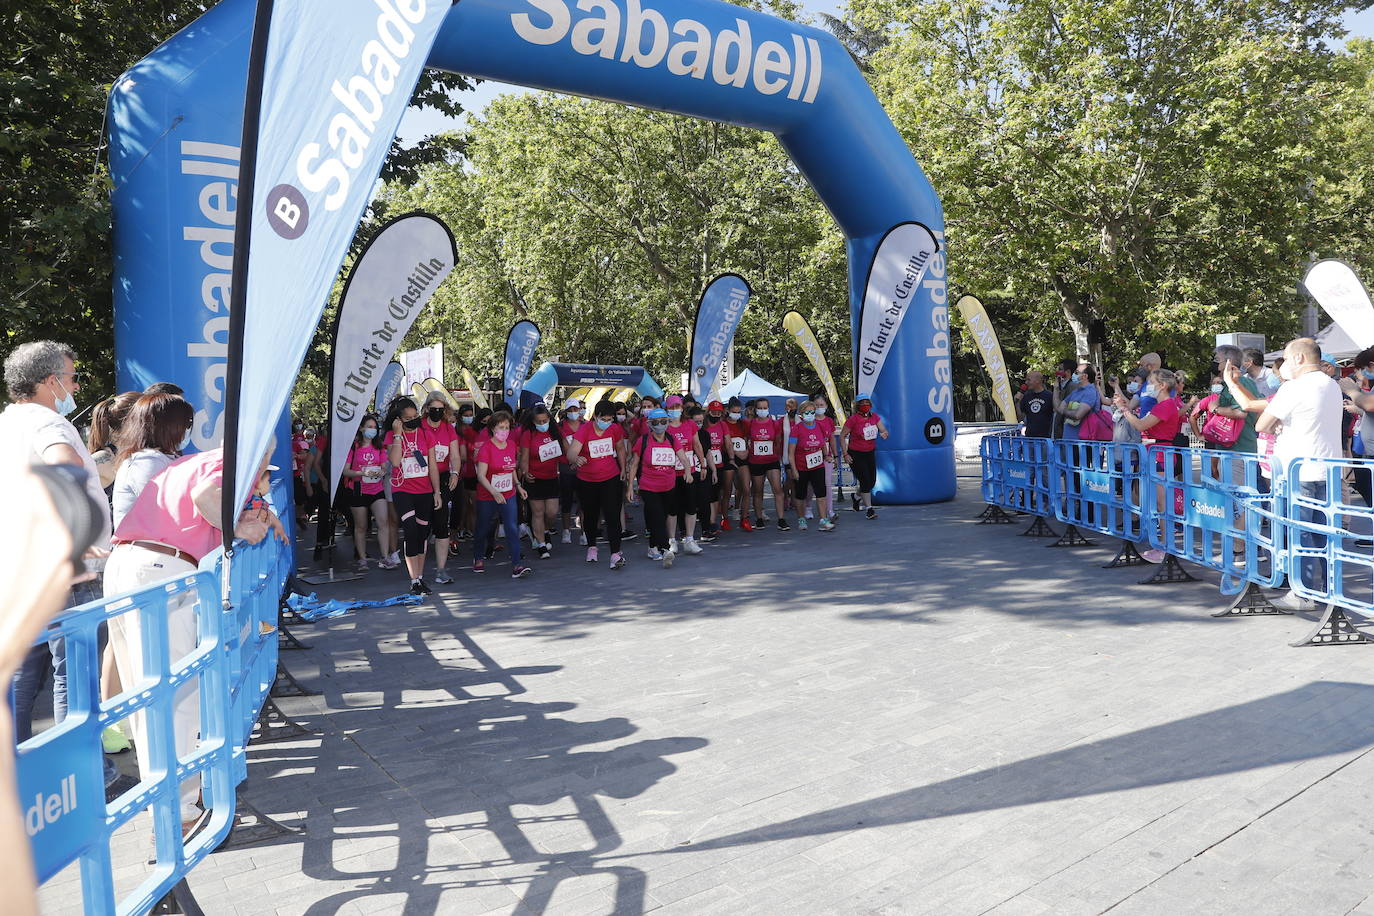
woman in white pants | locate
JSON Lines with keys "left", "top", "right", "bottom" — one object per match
{"left": 106, "top": 443, "right": 283, "bottom": 835}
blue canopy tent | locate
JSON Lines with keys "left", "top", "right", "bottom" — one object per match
{"left": 718, "top": 369, "right": 806, "bottom": 416}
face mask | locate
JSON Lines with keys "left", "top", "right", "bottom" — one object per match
{"left": 1144, "top": 385, "right": 1156, "bottom": 399}
{"left": 728, "top": 411, "right": 742, "bottom": 421}
{"left": 293, "top": 424, "right": 302, "bottom": 433}
{"left": 693, "top": 418, "right": 705, "bottom": 427}
{"left": 1126, "top": 381, "right": 1140, "bottom": 394}
{"left": 1279, "top": 361, "right": 1295, "bottom": 381}
{"left": 1070, "top": 373, "right": 1081, "bottom": 386}
{"left": 427, "top": 407, "right": 444, "bottom": 422}
{"left": 651, "top": 422, "right": 669, "bottom": 433}
{"left": 616, "top": 413, "right": 628, "bottom": 422}
{"left": 595, "top": 418, "right": 613, "bottom": 431}
{"left": 363, "top": 427, "right": 377, "bottom": 439}
{"left": 567, "top": 410, "right": 582, "bottom": 421}
{"left": 816, "top": 407, "right": 827, "bottom": 416}
{"left": 535, "top": 422, "right": 550, "bottom": 433}
{"left": 755, "top": 408, "right": 769, "bottom": 418}
{"left": 493, "top": 427, "right": 510, "bottom": 443}
{"left": 304, "top": 430, "right": 315, "bottom": 439}
{"left": 667, "top": 408, "right": 682, "bottom": 420}
{"left": 1210, "top": 384, "right": 1223, "bottom": 394}
{"left": 179, "top": 429, "right": 193, "bottom": 451}
{"left": 403, "top": 417, "right": 421, "bottom": 429}
{"left": 461, "top": 415, "right": 474, "bottom": 425}
{"left": 642, "top": 405, "right": 653, "bottom": 413}
{"left": 858, "top": 404, "right": 871, "bottom": 415}
{"left": 802, "top": 412, "right": 816, "bottom": 423}
{"left": 1361, "top": 369, "right": 1374, "bottom": 381}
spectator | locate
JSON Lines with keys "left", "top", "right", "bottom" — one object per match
{"left": 1212, "top": 344, "right": 1259, "bottom": 454}
{"left": 0, "top": 341, "right": 123, "bottom": 797}
{"left": 111, "top": 393, "right": 196, "bottom": 530}
{"left": 1252, "top": 338, "right": 1343, "bottom": 610}
{"left": 1019, "top": 371, "right": 1053, "bottom": 438}
{"left": 1113, "top": 368, "right": 1186, "bottom": 563}
{"left": 1347, "top": 346, "right": 1374, "bottom": 506}
{"left": 1050, "top": 359, "right": 1077, "bottom": 438}
{"left": 1052, "top": 362, "right": 1101, "bottom": 441}
{"left": 1242, "top": 348, "right": 1280, "bottom": 397}
{"left": 106, "top": 443, "right": 285, "bottom": 834}
{"left": 144, "top": 381, "right": 185, "bottom": 397}
{"left": 87, "top": 391, "right": 141, "bottom": 491}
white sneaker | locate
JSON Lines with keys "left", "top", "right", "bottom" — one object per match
{"left": 1272, "top": 590, "right": 1316, "bottom": 611}
{"left": 805, "top": 509, "right": 815, "bottom": 519}
{"left": 662, "top": 547, "right": 674, "bottom": 568}
{"left": 668, "top": 539, "right": 680, "bottom": 554}
{"left": 387, "top": 551, "right": 400, "bottom": 566}
{"left": 562, "top": 530, "right": 572, "bottom": 544}
{"left": 647, "top": 547, "right": 663, "bottom": 560}
{"left": 682, "top": 537, "right": 703, "bottom": 556}
{"left": 580, "top": 532, "right": 589, "bottom": 546}
{"left": 519, "top": 523, "right": 532, "bottom": 543}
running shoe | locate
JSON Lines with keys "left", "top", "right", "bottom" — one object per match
{"left": 818, "top": 518, "right": 835, "bottom": 532}
{"left": 537, "top": 544, "right": 551, "bottom": 560}
{"left": 681, "top": 537, "right": 703, "bottom": 556}
{"left": 698, "top": 529, "right": 717, "bottom": 543}
{"left": 473, "top": 559, "right": 485, "bottom": 574}
{"left": 102, "top": 726, "right": 131, "bottom": 755}
{"left": 586, "top": 546, "right": 598, "bottom": 563}
{"left": 512, "top": 565, "right": 532, "bottom": 578}
{"left": 797, "top": 517, "right": 808, "bottom": 531}
{"left": 621, "top": 530, "right": 639, "bottom": 541}
{"left": 866, "top": 507, "right": 877, "bottom": 520}
{"left": 519, "top": 523, "right": 532, "bottom": 542}
{"left": 610, "top": 552, "right": 626, "bottom": 569}
{"left": 669, "top": 539, "right": 681, "bottom": 554}
{"left": 777, "top": 518, "right": 790, "bottom": 531}
{"left": 662, "top": 547, "right": 674, "bottom": 568}
{"left": 1141, "top": 548, "right": 1165, "bottom": 564}
{"left": 379, "top": 556, "right": 399, "bottom": 570}
{"left": 580, "top": 532, "right": 589, "bottom": 546}
{"left": 741, "top": 517, "right": 754, "bottom": 532}
{"left": 562, "top": 530, "right": 572, "bottom": 544}
{"left": 720, "top": 518, "right": 732, "bottom": 531}
{"left": 434, "top": 570, "right": 453, "bottom": 585}
{"left": 357, "top": 557, "right": 369, "bottom": 570}
{"left": 647, "top": 547, "right": 663, "bottom": 560}
{"left": 387, "top": 550, "right": 401, "bottom": 566}
{"left": 805, "top": 510, "right": 815, "bottom": 520}
{"left": 409, "top": 579, "right": 429, "bottom": 596}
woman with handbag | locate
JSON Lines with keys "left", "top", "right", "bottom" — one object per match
{"left": 1112, "top": 369, "right": 1186, "bottom": 562}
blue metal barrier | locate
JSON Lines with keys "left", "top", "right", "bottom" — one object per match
{"left": 20, "top": 535, "right": 288, "bottom": 914}
{"left": 1049, "top": 439, "right": 1146, "bottom": 542}
{"left": 1142, "top": 446, "right": 1286, "bottom": 589}
{"left": 980, "top": 432, "right": 1054, "bottom": 518}
{"left": 1282, "top": 458, "right": 1371, "bottom": 609}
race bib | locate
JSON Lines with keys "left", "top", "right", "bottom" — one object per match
{"left": 709, "top": 448, "right": 723, "bottom": 466}
{"left": 753, "top": 440, "right": 774, "bottom": 457}
{"left": 434, "top": 444, "right": 449, "bottom": 463}
{"left": 401, "top": 454, "right": 425, "bottom": 479}
{"left": 588, "top": 437, "right": 614, "bottom": 460}
{"left": 804, "top": 450, "right": 823, "bottom": 470}
{"left": 490, "top": 471, "right": 514, "bottom": 492}
{"left": 650, "top": 446, "right": 675, "bottom": 467}
{"left": 731, "top": 436, "right": 746, "bottom": 454}
{"left": 862, "top": 424, "right": 879, "bottom": 441}
{"left": 538, "top": 439, "right": 562, "bottom": 463}
{"left": 362, "top": 464, "right": 383, "bottom": 482}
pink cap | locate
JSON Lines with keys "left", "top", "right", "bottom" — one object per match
{"left": 665, "top": 395, "right": 683, "bottom": 407}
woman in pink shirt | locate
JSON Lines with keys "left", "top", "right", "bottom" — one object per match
{"left": 518, "top": 404, "right": 562, "bottom": 560}
{"left": 663, "top": 395, "right": 706, "bottom": 555}
{"left": 787, "top": 401, "right": 836, "bottom": 531}
{"left": 747, "top": 398, "right": 790, "bottom": 531}
{"left": 419, "top": 394, "right": 461, "bottom": 584}
{"left": 566, "top": 400, "right": 627, "bottom": 568}
{"left": 841, "top": 393, "right": 889, "bottom": 520}
{"left": 384, "top": 397, "right": 441, "bottom": 595}
{"left": 810, "top": 394, "right": 840, "bottom": 525}
{"left": 106, "top": 445, "right": 284, "bottom": 834}
{"left": 557, "top": 399, "right": 585, "bottom": 545}
{"left": 474, "top": 411, "right": 530, "bottom": 577}
{"left": 626, "top": 408, "right": 678, "bottom": 567}
{"left": 340, "top": 414, "right": 394, "bottom": 570}
{"left": 456, "top": 403, "right": 480, "bottom": 541}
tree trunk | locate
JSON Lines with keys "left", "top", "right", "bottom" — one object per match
{"left": 1051, "top": 275, "right": 1093, "bottom": 360}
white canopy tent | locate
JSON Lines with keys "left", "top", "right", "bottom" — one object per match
{"left": 1265, "top": 322, "right": 1362, "bottom": 362}
{"left": 717, "top": 369, "right": 806, "bottom": 414}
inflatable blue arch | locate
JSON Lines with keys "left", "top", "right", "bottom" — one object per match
{"left": 109, "top": 0, "right": 954, "bottom": 503}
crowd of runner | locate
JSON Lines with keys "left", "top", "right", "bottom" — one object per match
{"left": 319, "top": 390, "right": 891, "bottom": 593}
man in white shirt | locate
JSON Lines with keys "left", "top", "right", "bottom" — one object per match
{"left": 0, "top": 341, "right": 122, "bottom": 793}
{"left": 1254, "top": 337, "right": 1343, "bottom": 610}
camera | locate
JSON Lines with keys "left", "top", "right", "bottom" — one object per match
{"left": 30, "top": 464, "right": 104, "bottom": 566}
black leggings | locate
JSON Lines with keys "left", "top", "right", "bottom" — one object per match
{"left": 392, "top": 490, "right": 433, "bottom": 557}
{"left": 577, "top": 476, "right": 622, "bottom": 552}
{"left": 848, "top": 450, "right": 877, "bottom": 494}
{"left": 432, "top": 481, "right": 453, "bottom": 539}
{"left": 640, "top": 487, "right": 672, "bottom": 550}
{"left": 794, "top": 466, "right": 826, "bottom": 500}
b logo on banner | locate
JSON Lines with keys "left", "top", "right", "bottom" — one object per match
{"left": 924, "top": 417, "right": 946, "bottom": 445}
{"left": 266, "top": 184, "right": 309, "bottom": 239}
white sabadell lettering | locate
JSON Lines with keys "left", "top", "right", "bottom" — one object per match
{"left": 511, "top": 0, "right": 823, "bottom": 102}
{"left": 297, "top": 0, "right": 427, "bottom": 211}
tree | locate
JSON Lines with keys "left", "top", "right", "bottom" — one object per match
{"left": 850, "top": 0, "right": 1363, "bottom": 379}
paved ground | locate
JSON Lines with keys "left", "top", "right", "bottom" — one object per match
{"left": 49, "top": 477, "right": 1374, "bottom": 914}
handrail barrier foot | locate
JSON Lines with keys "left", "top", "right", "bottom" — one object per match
{"left": 1291, "top": 604, "right": 1374, "bottom": 647}
{"left": 150, "top": 880, "right": 205, "bottom": 915}
{"left": 1213, "top": 582, "right": 1289, "bottom": 618}
{"left": 272, "top": 659, "right": 320, "bottom": 698}
{"left": 253, "top": 694, "right": 315, "bottom": 743}
{"left": 219, "top": 798, "right": 306, "bottom": 850}
{"left": 1138, "top": 555, "right": 1198, "bottom": 585}
{"left": 975, "top": 504, "right": 1017, "bottom": 524}
{"left": 1020, "top": 516, "right": 1057, "bottom": 537}
{"left": 1048, "top": 524, "right": 1095, "bottom": 548}
{"left": 1104, "top": 540, "right": 1148, "bottom": 568}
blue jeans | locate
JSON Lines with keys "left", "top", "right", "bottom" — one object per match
{"left": 475, "top": 498, "right": 521, "bottom": 566}
{"left": 1298, "top": 480, "right": 1328, "bottom": 595}
{"left": 10, "top": 579, "right": 116, "bottom": 785}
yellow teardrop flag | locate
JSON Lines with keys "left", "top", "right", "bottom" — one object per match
{"left": 954, "top": 295, "right": 1016, "bottom": 424}
{"left": 780, "top": 311, "right": 846, "bottom": 424}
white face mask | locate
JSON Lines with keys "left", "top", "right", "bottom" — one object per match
{"left": 815, "top": 407, "right": 827, "bottom": 416}
{"left": 1210, "top": 384, "right": 1223, "bottom": 394}
{"left": 1279, "top": 361, "right": 1295, "bottom": 381}
{"left": 179, "top": 429, "right": 193, "bottom": 451}
{"left": 755, "top": 408, "right": 769, "bottom": 418}
{"left": 728, "top": 411, "right": 742, "bottom": 421}
{"left": 50, "top": 378, "right": 77, "bottom": 418}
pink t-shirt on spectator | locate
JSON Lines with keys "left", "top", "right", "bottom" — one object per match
{"left": 114, "top": 449, "right": 227, "bottom": 562}
{"left": 573, "top": 421, "right": 623, "bottom": 482}
{"left": 475, "top": 439, "right": 518, "bottom": 501}
{"left": 636, "top": 435, "right": 679, "bottom": 492}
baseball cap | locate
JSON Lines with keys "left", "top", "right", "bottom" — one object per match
{"left": 665, "top": 394, "right": 683, "bottom": 408}
{"left": 564, "top": 397, "right": 582, "bottom": 409}
{"left": 856, "top": 392, "right": 873, "bottom": 403}
{"left": 707, "top": 400, "right": 724, "bottom": 411}
{"left": 647, "top": 408, "right": 669, "bottom": 421}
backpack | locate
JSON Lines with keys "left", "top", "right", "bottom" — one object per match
{"left": 1078, "top": 407, "right": 1115, "bottom": 442}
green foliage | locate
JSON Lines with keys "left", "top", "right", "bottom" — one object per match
{"left": 851, "top": 0, "right": 1363, "bottom": 390}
